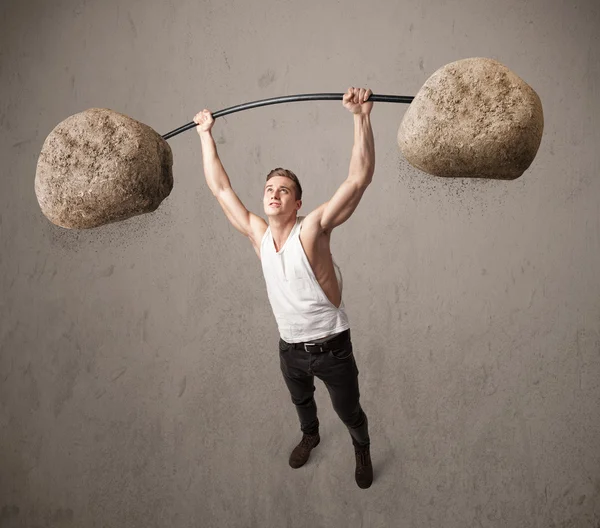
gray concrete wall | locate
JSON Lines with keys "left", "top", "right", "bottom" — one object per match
{"left": 1, "top": 0, "right": 599, "bottom": 526}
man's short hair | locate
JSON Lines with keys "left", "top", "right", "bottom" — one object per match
{"left": 266, "top": 168, "right": 303, "bottom": 200}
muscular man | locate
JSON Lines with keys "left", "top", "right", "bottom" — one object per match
{"left": 194, "top": 87, "right": 375, "bottom": 489}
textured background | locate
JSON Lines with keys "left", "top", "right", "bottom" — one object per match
{"left": 1, "top": 0, "right": 599, "bottom": 526}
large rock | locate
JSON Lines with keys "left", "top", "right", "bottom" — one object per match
{"left": 35, "top": 108, "right": 173, "bottom": 229}
{"left": 398, "top": 58, "right": 544, "bottom": 179}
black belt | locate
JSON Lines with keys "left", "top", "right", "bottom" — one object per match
{"left": 289, "top": 329, "right": 350, "bottom": 353}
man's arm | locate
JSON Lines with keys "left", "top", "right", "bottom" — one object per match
{"left": 306, "top": 87, "right": 375, "bottom": 234}
{"left": 194, "top": 110, "right": 267, "bottom": 254}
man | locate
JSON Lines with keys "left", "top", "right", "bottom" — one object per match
{"left": 194, "top": 87, "right": 375, "bottom": 489}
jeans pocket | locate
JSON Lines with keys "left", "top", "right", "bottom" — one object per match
{"left": 279, "top": 339, "right": 291, "bottom": 353}
{"left": 329, "top": 342, "right": 353, "bottom": 360}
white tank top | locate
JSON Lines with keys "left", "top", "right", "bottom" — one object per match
{"left": 260, "top": 216, "right": 350, "bottom": 343}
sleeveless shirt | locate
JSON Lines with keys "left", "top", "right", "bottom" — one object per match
{"left": 260, "top": 216, "right": 350, "bottom": 343}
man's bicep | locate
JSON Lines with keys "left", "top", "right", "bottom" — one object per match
{"left": 215, "top": 188, "right": 267, "bottom": 250}
{"left": 318, "top": 179, "right": 368, "bottom": 231}
{"left": 214, "top": 187, "right": 254, "bottom": 235}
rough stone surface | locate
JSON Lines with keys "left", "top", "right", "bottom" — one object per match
{"left": 35, "top": 108, "right": 173, "bottom": 229}
{"left": 398, "top": 57, "right": 544, "bottom": 179}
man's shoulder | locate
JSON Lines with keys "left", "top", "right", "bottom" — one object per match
{"left": 248, "top": 214, "right": 269, "bottom": 260}
{"left": 250, "top": 214, "right": 268, "bottom": 238}
{"left": 299, "top": 213, "right": 332, "bottom": 257}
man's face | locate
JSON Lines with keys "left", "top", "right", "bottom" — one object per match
{"left": 263, "top": 176, "right": 301, "bottom": 217}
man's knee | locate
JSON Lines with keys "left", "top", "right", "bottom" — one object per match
{"left": 291, "top": 392, "right": 316, "bottom": 407}
{"left": 335, "top": 402, "right": 365, "bottom": 428}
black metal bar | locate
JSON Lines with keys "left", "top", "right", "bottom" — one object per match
{"left": 161, "top": 93, "right": 414, "bottom": 140}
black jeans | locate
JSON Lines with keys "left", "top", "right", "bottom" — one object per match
{"left": 278, "top": 329, "right": 370, "bottom": 447}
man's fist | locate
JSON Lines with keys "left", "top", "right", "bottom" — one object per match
{"left": 343, "top": 87, "right": 373, "bottom": 115}
{"left": 193, "top": 109, "right": 214, "bottom": 134}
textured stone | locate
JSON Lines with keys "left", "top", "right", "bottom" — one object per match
{"left": 398, "top": 58, "right": 544, "bottom": 179}
{"left": 35, "top": 108, "right": 173, "bottom": 229}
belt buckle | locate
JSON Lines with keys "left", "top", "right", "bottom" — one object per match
{"left": 304, "top": 342, "right": 317, "bottom": 353}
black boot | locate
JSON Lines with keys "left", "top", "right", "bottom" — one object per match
{"left": 353, "top": 442, "right": 373, "bottom": 489}
{"left": 289, "top": 433, "right": 320, "bottom": 468}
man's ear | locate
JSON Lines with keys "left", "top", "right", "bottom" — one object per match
{"left": 296, "top": 199, "right": 302, "bottom": 211}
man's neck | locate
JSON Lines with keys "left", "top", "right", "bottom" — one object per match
{"left": 269, "top": 214, "right": 298, "bottom": 252}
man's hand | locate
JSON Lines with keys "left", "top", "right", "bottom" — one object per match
{"left": 193, "top": 109, "right": 215, "bottom": 134}
{"left": 343, "top": 87, "right": 373, "bottom": 115}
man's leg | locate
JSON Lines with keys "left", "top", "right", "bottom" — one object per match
{"left": 279, "top": 338, "right": 319, "bottom": 434}
{"left": 315, "top": 342, "right": 369, "bottom": 445}
{"left": 313, "top": 335, "right": 373, "bottom": 488}
{"left": 279, "top": 338, "right": 321, "bottom": 468}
